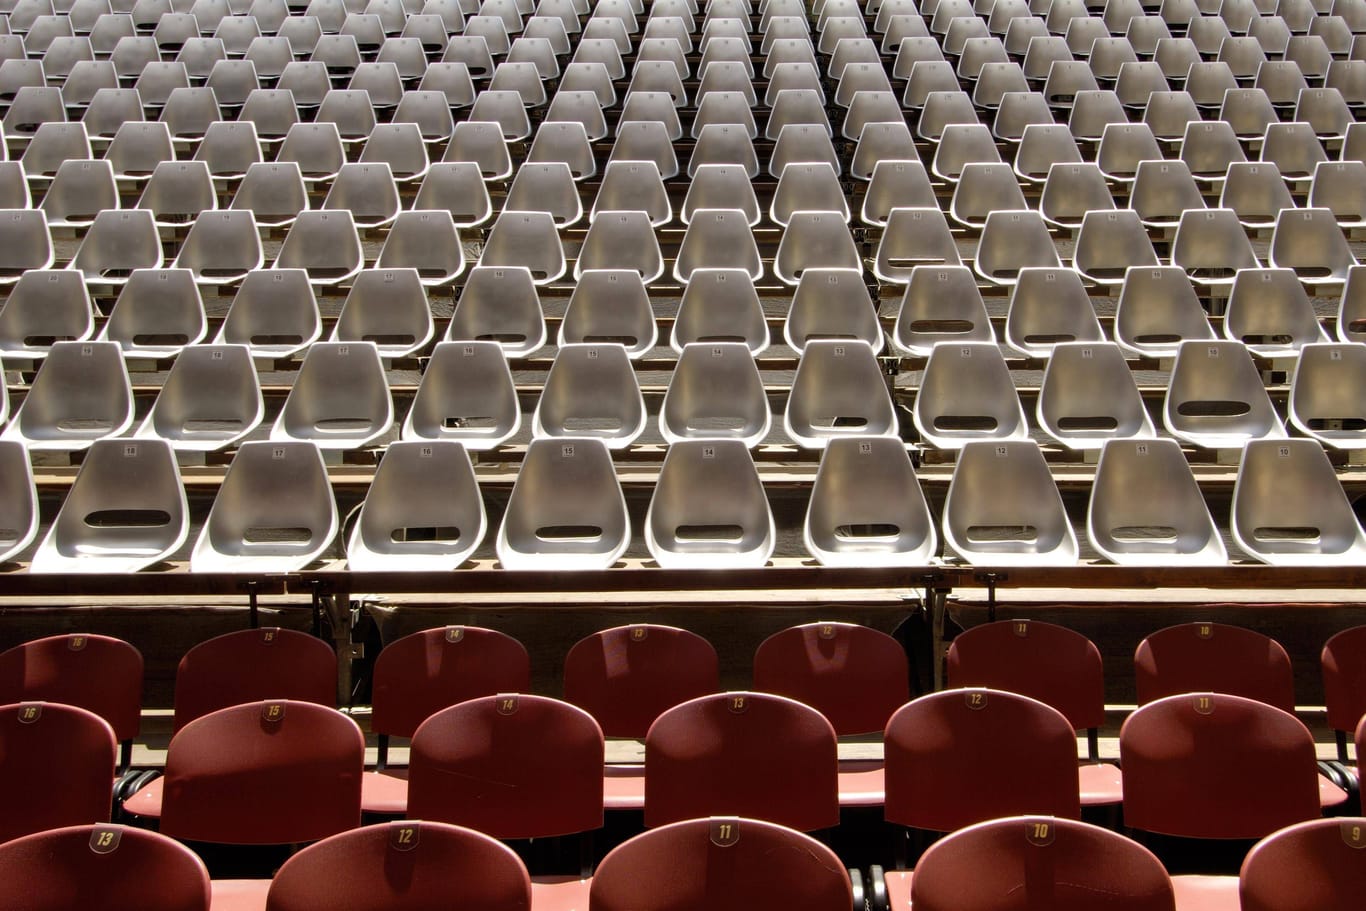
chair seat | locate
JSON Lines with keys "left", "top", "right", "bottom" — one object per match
{"left": 883, "top": 870, "right": 913, "bottom": 911}
{"left": 530, "top": 875, "right": 592, "bottom": 911}
{"left": 1319, "top": 771, "right": 1349, "bottom": 807}
{"left": 1170, "top": 874, "right": 1239, "bottom": 911}
{"left": 1079, "top": 760, "right": 1124, "bottom": 806}
{"left": 121, "top": 775, "right": 164, "bottom": 818}
{"left": 603, "top": 764, "right": 645, "bottom": 810}
{"left": 837, "top": 760, "right": 886, "bottom": 807}
{"left": 210, "top": 878, "right": 271, "bottom": 911}
{"left": 359, "top": 769, "right": 409, "bottom": 815}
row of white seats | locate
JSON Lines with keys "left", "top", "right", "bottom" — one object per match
{"left": 4, "top": 431, "right": 1363, "bottom": 573}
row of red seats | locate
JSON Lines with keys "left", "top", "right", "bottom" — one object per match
{"left": 4, "top": 617, "right": 1363, "bottom": 765}
{"left": 2, "top": 686, "right": 1361, "bottom": 908}
{"left": 1, "top": 619, "right": 1364, "bottom": 909}
{"left": 1, "top": 813, "right": 1363, "bottom": 911}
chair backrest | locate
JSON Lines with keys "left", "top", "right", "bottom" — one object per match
{"left": 1134, "top": 621, "right": 1295, "bottom": 712}
{"left": 1239, "top": 818, "right": 1366, "bottom": 911}
{"left": 589, "top": 817, "right": 853, "bottom": 911}
{"left": 160, "top": 699, "right": 364, "bottom": 845}
{"left": 1231, "top": 438, "right": 1366, "bottom": 566}
{"left": 0, "top": 824, "right": 210, "bottom": 911}
{"left": 753, "top": 622, "right": 910, "bottom": 736}
{"left": 173, "top": 627, "right": 337, "bottom": 731}
{"left": 1322, "top": 625, "right": 1366, "bottom": 738}
{"left": 884, "top": 688, "right": 1083, "bottom": 833}
{"left": 0, "top": 633, "right": 143, "bottom": 741}
{"left": 30, "top": 438, "right": 188, "bottom": 574}
{"left": 0, "top": 701, "right": 117, "bottom": 843}
{"left": 1088, "top": 437, "right": 1227, "bottom": 566}
{"left": 1121, "top": 692, "right": 1320, "bottom": 839}
{"left": 266, "top": 820, "right": 532, "bottom": 911}
{"left": 803, "top": 435, "right": 938, "bottom": 567}
{"left": 372, "top": 626, "right": 530, "bottom": 740}
{"left": 564, "top": 624, "right": 719, "bottom": 739}
{"left": 191, "top": 440, "right": 338, "bottom": 572}
{"left": 947, "top": 620, "right": 1105, "bottom": 732}
{"left": 941, "top": 440, "right": 1079, "bottom": 566}
{"left": 645, "top": 439, "right": 775, "bottom": 569}
{"left": 644, "top": 691, "right": 839, "bottom": 832}
{"left": 408, "top": 694, "right": 604, "bottom": 839}
{"left": 910, "top": 816, "right": 1176, "bottom": 911}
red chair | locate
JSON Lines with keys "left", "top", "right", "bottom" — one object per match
{"left": 1322, "top": 625, "right": 1366, "bottom": 762}
{"left": 644, "top": 691, "right": 839, "bottom": 832}
{"left": 564, "top": 624, "right": 719, "bottom": 813}
{"left": 173, "top": 627, "right": 337, "bottom": 732}
{"left": 910, "top": 816, "right": 1176, "bottom": 911}
{"left": 0, "top": 634, "right": 142, "bottom": 773}
{"left": 879, "top": 688, "right": 1083, "bottom": 911}
{"left": 1135, "top": 622, "right": 1346, "bottom": 810}
{"left": 589, "top": 817, "right": 854, "bottom": 911}
{"left": 407, "top": 694, "right": 604, "bottom": 911}
{"left": 947, "top": 619, "right": 1120, "bottom": 806}
{"left": 0, "top": 824, "right": 210, "bottom": 911}
{"left": 1240, "top": 818, "right": 1366, "bottom": 911}
{"left": 1134, "top": 621, "right": 1296, "bottom": 712}
{"left": 265, "top": 820, "right": 532, "bottom": 911}
{"left": 1120, "top": 692, "right": 1321, "bottom": 841}
{"left": 0, "top": 702, "right": 117, "bottom": 843}
{"left": 563, "top": 624, "right": 719, "bottom": 738}
{"left": 363, "top": 626, "right": 530, "bottom": 814}
{"left": 884, "top": 688, "right": 1083, "bottom": 834}
{"left": 753, "top": 622, "right": 908, "bottom": 736}
{"left": 124, "top": 699, "right": 364, "bottom": 843}
{"left": 752, "top": 622, "right": 907, "bottom": 808}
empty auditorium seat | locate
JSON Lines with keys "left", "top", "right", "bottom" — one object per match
{"left": 0, "top": 824, "right": 210, "bottom": 911}
{"left": 190, "top": 440, "right": 338, "bottom": 572}
{"left": 496, "top": 437, "right": 630, "bottom": 571}
{"left": 645, "top": 691, "right": 839, "bottom": 832}
{"left": 264, "top": 821, "right": 531, "bottom": 911}
{"left": 908, "top": 816, "right": 1175, "bottom": 911}
{"left": 0, "top": 701, "right": 117, "bottom": 843}
{"left": 30, "top": 438, "right": 187, "bottom": 573}
{"left": 589, "top": 817, "right": 853, "bottom": 911}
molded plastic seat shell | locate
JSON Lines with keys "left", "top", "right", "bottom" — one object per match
{"left": 346, "top": 440, "right": 487, "bottom": 571}
{"left": 1232, "top": 438, "right": 1366, "bottom": 565}
{"left": 804, "top": 435, "right": 938, "bottom": 567}
{"left": 1088, "top": 437, "right": 1228, "bottom": 565}
{"left": 942, "top": 439, "right": 1080, "bottom": 566}
{"left": 30, "top": 438, "right": 187, "bottom": 573}
{"left": 190, "top": 440, "right": 338, "bottom": 572}
{"left": 496, "top": 436, "right": 631, "bottom": 571}
{"left": 645, "top": 439, "right": 776, "bottom": 569}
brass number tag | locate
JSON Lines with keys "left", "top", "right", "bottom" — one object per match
{"left": 18, "top": 703, "right": 41, "bottom": 724}
{"left": 391, "top": 823, "right": 420, "bottom": 852}
{"left": 445, "top": 627, "right": 464, "bottom": 644}
{"left": 1025, "top": 819, "right": 1054, "bottom": 847}
{"left": 1012, "top": 621, "right": 1029, "bottom": 638}
{"left": 68, "top": 635, "right": 88, "bottom": 652}
{"left": 1342, "top": 823, "right": 1366, "bottom": 849}
{"left": 965, "top": 691, "right": 988, "bottom": 711}
{"left": 497, "top": 695, "right": 519, "bottom": 715}
{"left": 89, "top": 827, "right": 122, "bottom": 855}
{"left": 630, "top": 627, "right": 649, "bottom": 642}
{"left": 262, "top": 702, "right": 285, "bottom": 723}
{"left": 1193, "top": 694, "right": 1214, "bottom": 715}
{"left": 728, "top": 694, "right": 748, "bottom": 714}
{"left": 711, "top": 818, "right": 740, "bottom": 847}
